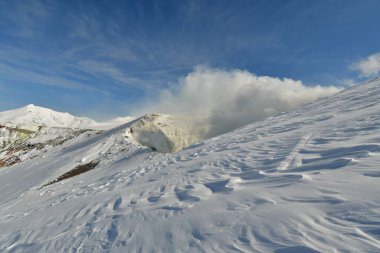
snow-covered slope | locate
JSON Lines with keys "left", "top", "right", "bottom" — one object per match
{"left": 88, "top": 116, "right": 135, "bottom": 131}
{"left": 0, "top": 104, "right": 98, "bottom": 129}
{"left": 0, "top": 125, "right": 94, "bottom": 167}
{"left": 0, "top": 79, "right": 380, "bottom": 252}
{"left": 0, "top": 104, "right": 100, "bottom": 167}
{"left": 0, "top": 105, "right": 135, "bottom": 168}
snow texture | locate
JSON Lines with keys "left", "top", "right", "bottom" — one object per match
{"left": 0, "top": 78, "right": 379, "bottom": 252}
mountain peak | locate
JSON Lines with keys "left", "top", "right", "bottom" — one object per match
{"left": 0, "top": 104, "right": 98, "bottom": 129}
{"left": 24, "top": 104, "right": 47, "bottom": 113}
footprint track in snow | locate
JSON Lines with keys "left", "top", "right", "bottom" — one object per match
{"left": 113, "top": 197, "right": 123, "bottom": 210}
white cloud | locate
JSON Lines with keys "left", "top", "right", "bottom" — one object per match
{"left": 351, "top": 52, "right": 380, "bottom": 77}
{"left": 340, "top": 79, "right": 357, "bottom": 87}
{"left": 139, "top": 66, "right": 341, "bottom": 137}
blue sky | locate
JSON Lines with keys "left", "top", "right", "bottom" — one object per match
{"left": 0, "top": 0, "right": 379, "bottom": 120}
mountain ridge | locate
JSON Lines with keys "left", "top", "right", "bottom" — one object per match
{"left": 0, "top": 104, "right": 98, "bottom": 129}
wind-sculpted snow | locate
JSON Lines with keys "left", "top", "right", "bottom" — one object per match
{"left": 0, "top": 79, "right": 379, "bottom": 252}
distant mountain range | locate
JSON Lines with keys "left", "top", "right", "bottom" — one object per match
{"left": 0, "top": 104, "right": 134, "bottom": 130}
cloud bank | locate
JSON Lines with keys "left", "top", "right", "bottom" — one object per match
{"left": 351, "top": 52, "right": 380, "bottom": 77}
{"left": 140, "top": 66, "right": 341, "bottom": 137}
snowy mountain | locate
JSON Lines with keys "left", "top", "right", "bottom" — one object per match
{"left": 0, "top": 104, "right": 98, "bottom": 129}
{"left": 0, "top": 104, "right": 208, "bottom": 168}
{"left": 0, "top": 78, "right": 380, "bottom": 252}
{"left": 0, "top": 104, "right": 135, "bottom": 168}
{"left": 0, "top": 125, "right": 94, "bottom": 167}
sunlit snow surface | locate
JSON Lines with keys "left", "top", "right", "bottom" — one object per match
{"left": 0, "top": 104, "right": 134, "bottom": 131}
{"left": 1, "top": 79, "right": 380, "bottom": 252}
{"left": 0, "top": 104, "right": 97, "bottom": 129}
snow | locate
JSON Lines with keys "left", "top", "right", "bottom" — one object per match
{"left": 0, "top": 104, "right": 133, "bottom": 154}
{"left": 0, "top": 104, "right": 134, "bottom": 131}
{"left": 0, "top": 104, "right": 98, "bottom": 129}
{"left": 90, "top": 116, "right": 135, "bottom": 131}
{"left": 0, "top": 79, "right": 379, "bottom": 252}
{"left": 0, "top": 125, "right": 94, "bottom": 167}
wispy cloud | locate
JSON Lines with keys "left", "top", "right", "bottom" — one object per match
{"left": 76, "top": 60, "right": 157, "bottom": 89}
{"left": 0, "top": 0, "right": 53, "bottom": 38}
{"left": 1, "top": 0, "right": 376, "bottom": 119}
{"left": 0, "top": 62, "right": 95, "bottom": 92}
{"left": 351, "top": 52, "right": 380, "bottom": 77}
{"left": 339, "top": 79, "right": 357, "bottom": 87}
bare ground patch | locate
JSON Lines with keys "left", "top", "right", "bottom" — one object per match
{"left": 39, "top": 161, "right": 99, "bottom": 189}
